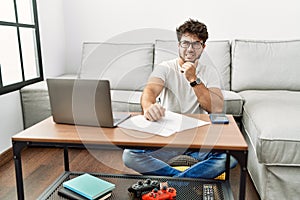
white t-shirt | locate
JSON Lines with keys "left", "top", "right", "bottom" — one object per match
{"left": 150, "top": 58, "right": 221, "bottom": 114}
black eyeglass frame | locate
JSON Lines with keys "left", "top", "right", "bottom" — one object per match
{"left": 179, "top": 40, "right": 205, "bottom": 49}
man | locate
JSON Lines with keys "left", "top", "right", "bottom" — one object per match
{"left": 122, "top": 19, "right": 236, "bottom": 179}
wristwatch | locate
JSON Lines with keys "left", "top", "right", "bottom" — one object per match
{"left": 190, "top": 77, "right": 201, "bottom": 87}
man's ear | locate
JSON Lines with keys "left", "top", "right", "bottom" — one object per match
{"left": 203, "top": 43, "right": 206, "bottom": 49}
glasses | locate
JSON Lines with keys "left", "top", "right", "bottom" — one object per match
{"left": 179, "top": 40, "right": 204, "bottom": 49}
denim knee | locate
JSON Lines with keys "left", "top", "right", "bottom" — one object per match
{"left": 209, "top": 153, "right": 238, "bottom": 170}
{"left": 122, "top": 149, "right": 144, "bottom": 168}
{"left": 230, "top": 155, "right": 238, "bottom": 168}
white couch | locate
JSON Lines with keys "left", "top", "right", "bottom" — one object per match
{"left": 231, "top": 40, "right": 300, "bottom": 200}
{"left": 21, "top": 40, "right": 244, "bottom": 128}
{"left": 20, "top": 39, "right": 300, "bottom": 199}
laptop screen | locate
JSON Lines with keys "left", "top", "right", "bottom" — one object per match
{"left": 47, "top": 79, "right": 130, "bottom": 127}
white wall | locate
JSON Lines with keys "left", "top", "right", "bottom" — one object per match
{"left": 61, "top": 0, "right": 300, "bottom": 74}
{"left": 0, "top": 92, "right": 23, "bottom": 153}
{"left": 0, "top": 0, "right": 66, "bottom": 153}
{"left": 38, "top": 0, "right": 66, "bottom": 78}
{"left": 1, "top": 0, "right": 300, "bottom": 153}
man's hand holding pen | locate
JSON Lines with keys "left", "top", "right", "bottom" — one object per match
{"left": 144, "top": 99, "right": 165, "bottom": 121}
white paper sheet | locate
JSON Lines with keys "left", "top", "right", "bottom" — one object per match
{"left": 118, "top": 111, "right": 210, "bottom": 137}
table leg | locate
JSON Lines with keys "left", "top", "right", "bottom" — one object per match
{"left": 238, "top": 151, "right": 248, "bottom": 200}
{"left": 225, "top": 151, "right": 231, "bottom": 181}
{"left": 63, "top": 146, "right": 69, "bottom": 171}
{"left": 12, "top": 141, "right": 27, "bottom": 200}
{"left": 230, "top": 150, "right": 248, "bottom": 200}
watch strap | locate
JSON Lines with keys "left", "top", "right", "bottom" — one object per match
{"left": 190, "top": 77, "right": 201, "bottom": 87}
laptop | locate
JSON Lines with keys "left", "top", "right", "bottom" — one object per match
{"left": 46, "top": 78, "right": 131, "bottom": 127}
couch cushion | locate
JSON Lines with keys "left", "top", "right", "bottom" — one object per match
{"left": 232, "top": 39, "right": 300, "bottom": 92}
{"left": 154, "top": 40, "right": 231, "bottom": 90}
{"left": 79, "top": 42, "right": 154, "bottom": 91}
{"left": 111, "top": 90, "right": 243, "bottom": 116}
{"left": 240, "top": 90, "right": 300, "bottom": 165}
{"left": 110, "top": 90, "right": 142, "bottom": 112}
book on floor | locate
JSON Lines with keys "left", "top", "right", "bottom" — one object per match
{"left": 58, "top": 187, "right": 112, "bottom": 200}
{"left": 62, "top": 173, "right": 115, "bottom": 200}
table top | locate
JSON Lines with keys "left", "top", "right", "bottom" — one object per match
{"left": 12, "top": 114, "right": 247, "bottom": 151}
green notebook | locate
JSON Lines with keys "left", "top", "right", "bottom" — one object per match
{"left": 63, "top": 173, "right": 115, "bottom": 200}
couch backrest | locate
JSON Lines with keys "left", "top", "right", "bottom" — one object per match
{"left": 231, "top": 39, "right": 300, "bottom": 92}
{"left": 154, "top": 40, "right": 231, "bottom": 90}
{"left": 79, "top": 40, "right": 232, "bottom": 91}
{"left": 79, "top": 42, "right": 154, "bottom": 91}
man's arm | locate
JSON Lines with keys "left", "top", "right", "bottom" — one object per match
{"left": 141, "top": 77, "right": 165, "bottom": 121}
{"left": 182, "top": 61, "right": 224, "bottom": 113}
{"left": 192, "top": 85, "right": 224, "bottom": 113}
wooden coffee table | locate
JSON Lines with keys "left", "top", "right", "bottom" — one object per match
{"left": 12, "top": 114, "right": 248, "bottom": 200}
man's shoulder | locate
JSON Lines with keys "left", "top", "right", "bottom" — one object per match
{"left": 156, "top": 58, "right": 178, "bottom": 68}
{"left": 151, "top": 58, "right": 178, "bottom": 79}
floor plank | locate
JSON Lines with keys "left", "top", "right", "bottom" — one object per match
{"left": 0, "top": 147, "right": 260, "bottom": 199}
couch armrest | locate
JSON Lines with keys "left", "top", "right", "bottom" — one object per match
{"left": 222, "top": 90, "right": 244, "bottom": 117}
{"left": 20, "top": 74, "right": 77, "bottom": 129}
{"left": 20, "top": 81, "right": 50, "bottom": 129}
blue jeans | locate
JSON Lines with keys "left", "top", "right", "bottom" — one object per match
{"left": 122, "top": 149, "right": 237, "bottom": 179}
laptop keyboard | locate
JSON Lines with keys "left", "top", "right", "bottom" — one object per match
{"left": 112, "top": 113, "right": 131, "bottom": 126}
{"left": 113, "top": 118, "right": 121, "bottom": 124}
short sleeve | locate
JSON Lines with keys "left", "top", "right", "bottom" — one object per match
{"left": 150, "top": 62, "right": 171, "bottom": 83}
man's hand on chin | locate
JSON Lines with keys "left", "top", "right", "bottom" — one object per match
{"left": 144, "top": 103, "right": 165, "bottom": 121}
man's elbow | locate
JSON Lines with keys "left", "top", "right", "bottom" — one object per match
{"left": 210, "top": 100, "right": 224, "bottom": 113}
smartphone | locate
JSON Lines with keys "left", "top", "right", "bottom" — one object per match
{"left": 209, "top": 113, "right": 229, "bottom": 124}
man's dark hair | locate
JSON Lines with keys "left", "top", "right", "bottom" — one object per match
{"left": 176, "top": 19, "right": 208, "bottom": 43}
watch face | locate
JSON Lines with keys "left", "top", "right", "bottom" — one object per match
{"left": 196, "top": 78, "right": 201, "bottom": 84}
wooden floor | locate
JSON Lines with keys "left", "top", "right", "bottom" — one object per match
{"left": 0, "top": 147, "right": 260, "bottom": 200}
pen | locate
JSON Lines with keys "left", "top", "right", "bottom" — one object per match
{"left": 157, "top": 97, "right": 161, "bottom": 104}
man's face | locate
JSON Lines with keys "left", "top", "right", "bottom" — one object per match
{"left": 178, "top": 33, "right": 205, "bottom": 63}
